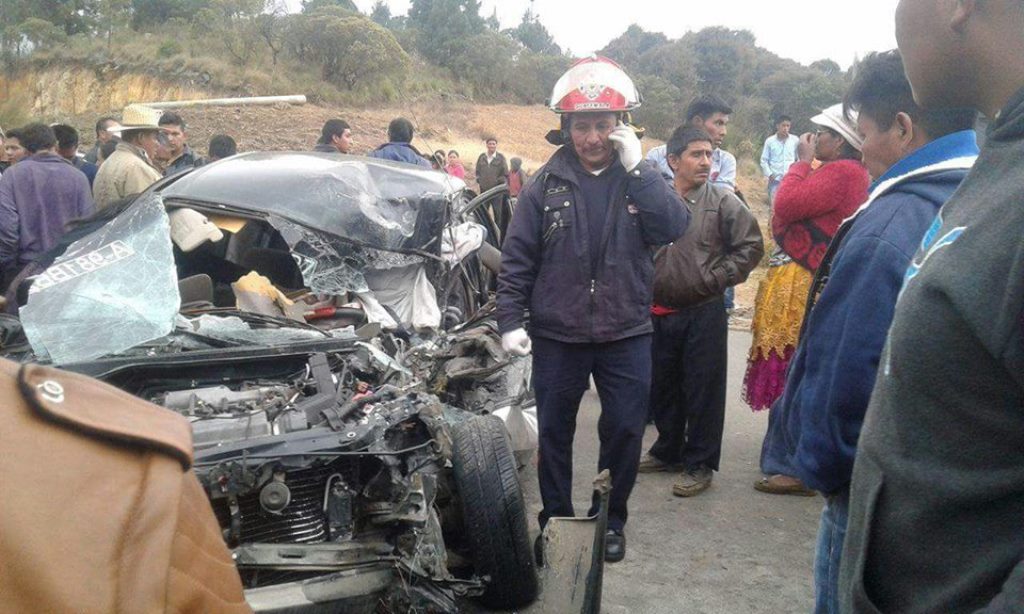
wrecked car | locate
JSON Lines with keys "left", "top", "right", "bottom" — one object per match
{"left": 0, "top": 153, "right": 538, "bottom": 612}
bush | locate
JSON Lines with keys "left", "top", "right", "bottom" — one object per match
{"left": 285, "top": 14, "right": 409, "bottom": 90}
{"left": 17, "top": 18, "right": 67, "bottom": 50}
{"left": 157, "top": 39, "right": 183, "bottom": 58}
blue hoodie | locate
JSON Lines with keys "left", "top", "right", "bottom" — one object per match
{"left": 366, "top": 142, "right": 432, "bottom": 168}
{"left": 779, "top": 130, "right": 978, "bottom": 495}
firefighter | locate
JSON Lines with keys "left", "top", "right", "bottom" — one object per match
{"left": 497, "top": 56, "right": 689, "bottom": 563}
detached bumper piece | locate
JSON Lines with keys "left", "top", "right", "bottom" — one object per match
{"left": 529, "top": 471, "right": 611, "bottom": 614}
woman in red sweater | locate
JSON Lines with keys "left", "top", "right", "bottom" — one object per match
{"left": 744, "top": 104, "right": 870, "bottom": 495}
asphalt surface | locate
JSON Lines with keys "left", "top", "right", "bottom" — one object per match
{"left": 515, "top": 329, "right": 821, "bottom": 614}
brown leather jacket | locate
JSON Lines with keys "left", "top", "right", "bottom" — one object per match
{"left": 653, "top": 183, "right": 764, "bottom": 309}
{"left": 0, "top": 359, "right": 251, "bottom": 614}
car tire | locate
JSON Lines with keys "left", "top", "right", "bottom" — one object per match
{"left": 451, "top": 414, "right": 539, "bottom": 609}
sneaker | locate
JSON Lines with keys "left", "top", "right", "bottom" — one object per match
{"left": 672, "top": 466, "right": 713, "bottom": 497}
{"left": 637, "top": 453, "right": 676, "bottom": 473}
{"left": 604, "top": 530, "right": 625, "bottom": 563}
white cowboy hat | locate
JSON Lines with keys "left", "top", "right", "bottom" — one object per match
{"left": 811, "top": 104, "right": 864, "bottom": 152}
{"left": 109, "top": 105, "right": 163, "bottom": 134}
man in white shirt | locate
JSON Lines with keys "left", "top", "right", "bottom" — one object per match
{"left": 646, "top": 95, "right": 737, "bottom": 191}
{"left": 759, "top": 115, "right": 800, "bottom": 208}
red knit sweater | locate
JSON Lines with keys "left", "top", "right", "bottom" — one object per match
{"left": 771, "top": 160, "right": 869, "bottom": 271}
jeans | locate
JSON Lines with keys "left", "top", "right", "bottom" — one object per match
{"left": 724, "top": 286, "right": 735, "bottom": 311}
{"left": 767, "top": 178, "right": 781, "bottom": 211}
{"left": 814, "top": 489, "right": 850, "bottom": 614}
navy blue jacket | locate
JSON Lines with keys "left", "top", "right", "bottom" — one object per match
{"left": 497, "top": 146, "right": 689, "bottom": 343}
{"left": 366, "top": 142, "right": 432, "bottom": 168}
{"left": 783, "top": 131, "right": 978, "bottom": 495}
{"left": 71, "top": 157, "right": 98, "bottom": 187}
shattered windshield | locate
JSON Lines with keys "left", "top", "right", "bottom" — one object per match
{"left": 20, "top": 194, "right": 181, "bottom": 364}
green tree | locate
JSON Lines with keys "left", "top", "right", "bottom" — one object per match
{"left": 131, "top": 0, "right": 213, "bottom": 29}
{"left": 759, "top": 68, "right": 846, "bottom": 135}
{"left": 637, "top": 40, "right": 699, "bottom": 95}
{"left": 285, "top": 14, "right": 409, "bottom": 89}
{"left": 686, "top": 27, "right": 757, "bottom": 101}
{"left": 257, "top": 10, "right": 286, "bottom": 66}
{"left": 200, "top": 0, "right": 265, "bottom": 66}
{"left": 369, "top": 0, "right": 391, "bottom": 28}
{"left": 212, "top": 0, "right": 264, "bottom": 18}
{"left": 21, "top": 0, "right": 94, "bottom": 36}
{"left": 631, "top": 74, "right": 683, "bottom": 140}
{"left": 599, "top": 25, "right": 667, "bottom": 70}
{"left": 301, "top": 0, "right": 357, "bottom": 13}
{"left": 407, "top": 0, "right": 484, "bottom": 67}
{"left": 484, "top": 8, "right": 500, "bottom": 31}
{"left": 94, "top": 0, "right": 132, "bottom": 51}
{"left": 18, "top": 18, "right": 68, "bottom": 49}
{"left": 512, "top": 6, "right": 560, "bottom": 55}
{"left": 810, "top": 59, "right": 841, "bottom": 77}
{"left": 1, "top": 0, "right": 93, "bottom": 57}
{"left": 446, "top": 29, "right": 517, "bottom": 97}
{"left": 509, "top": 52, "right": 571, "bottom": 104}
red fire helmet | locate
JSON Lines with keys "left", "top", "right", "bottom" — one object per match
{"left": 548, "top": 55, "right": 642, "bottom": 114}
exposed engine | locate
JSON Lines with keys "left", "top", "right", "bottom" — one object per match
{"left": 156, "top": 384, "right": 305, "bottom": 445}
{"left": 143, "top": 346, "right": 473, "bottom": 609}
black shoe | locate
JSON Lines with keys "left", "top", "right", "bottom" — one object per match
{"left": 534, "top": 534, "right": 544, "bottom": 567}
{"left": 604, "top": 530, "right": 625, "bottom": 563}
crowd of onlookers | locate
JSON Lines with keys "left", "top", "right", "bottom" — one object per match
{"left": 314, "top": 115, "right": 529, "bottom": 200}
{"left": 0, "top": 105, "right": 238, "bottom": 291}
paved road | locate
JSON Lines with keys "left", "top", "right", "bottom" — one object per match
{"left": 517, "top": 330, "right": 821, "bottom": 614}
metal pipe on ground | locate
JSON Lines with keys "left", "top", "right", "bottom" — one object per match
{"left": 138, "top": 95, "right": 307, "bottom": 109}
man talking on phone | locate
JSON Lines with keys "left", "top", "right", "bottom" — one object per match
{"left": 498, "top": 56, "right": 688, "bottom": 563}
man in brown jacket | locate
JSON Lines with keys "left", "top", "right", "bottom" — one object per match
{"left": 474, "top": 137, "right": 508, "bottom": 192}
{"left": 638, "top": 126, "right": 764, "bottom": 497}
{"left": 93, "top": 105, "right": 165, "bottom": 210}
{"left": 0, "top": 358, "right": 251, "bottom": 613}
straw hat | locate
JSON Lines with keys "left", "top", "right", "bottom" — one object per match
{"left": 811, "top": 104, "right": 864, "bottom": 152}
{"left": 110, "top": 105, "right": 163, "bottom": 134}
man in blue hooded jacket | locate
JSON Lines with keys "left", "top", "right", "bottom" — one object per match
{"left": 841, "top": 1, "right": 1024, "bottom": 611}
{"left": 770, "top": 50, "right": 977, "bottom": 614}
{"left": 367, "top": 117, "right": 431, "bottom": 168}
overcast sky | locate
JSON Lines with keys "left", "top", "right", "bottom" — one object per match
{"left": 338, "top": 0, "right": 899, "bottom": 69}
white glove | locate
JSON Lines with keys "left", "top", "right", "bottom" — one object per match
{"left": 501, "top": 328, "right": 532, "bottom": 357}
{"left": 608, "top": 123, "right": 643, "bottom": 172}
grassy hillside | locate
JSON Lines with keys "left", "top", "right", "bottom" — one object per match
{"left": 1, "top": 1, "right": 853, "bottom": 150}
